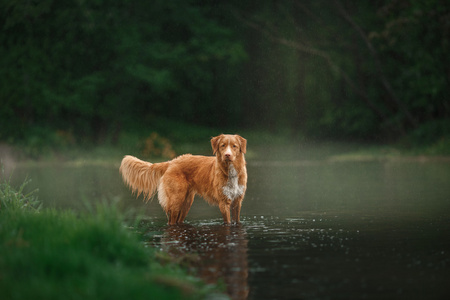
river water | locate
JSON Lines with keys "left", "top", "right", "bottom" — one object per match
{"left": 9, "top": 145, "right": 450, "bottom": 299}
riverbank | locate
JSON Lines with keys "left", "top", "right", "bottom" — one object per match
{"left": 3, "top": 132, "right": 450, "bottom": 169}
{"left": 0, "top": 177, "right": 223, "bottom": 300}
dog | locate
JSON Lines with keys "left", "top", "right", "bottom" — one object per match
{"left": 120, "top": 134, "right": 247, "bottom": 225}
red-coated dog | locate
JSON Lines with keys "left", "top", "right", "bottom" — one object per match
{"left": 120, "top": 134, "right": 247, "bottom": 225}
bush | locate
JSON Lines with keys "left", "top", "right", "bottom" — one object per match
{"left": 405, "top": 119, "right": 450, "bottom": 146}
{"left": 141, "top": 132, "right": 177, "bottom": 159}
{"left": 399, "top": 119, "right": 450, "bottom": 154}
{"left": 0, "top": 168, "right": 40, "bottom": 212}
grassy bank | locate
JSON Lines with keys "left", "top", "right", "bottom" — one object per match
{"left": 2, "top": 119, "right": 450, "bottom": 166}
{"left": 0, "top": 176, "right": 219, "bottom": 300}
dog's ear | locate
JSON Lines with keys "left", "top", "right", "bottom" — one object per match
{"left": 237, "top": 135, "right": 247, "bottom": 154}
{"left": 211, "top": 135, "right": 223, "bottom": 155}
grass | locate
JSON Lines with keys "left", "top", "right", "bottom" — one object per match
{"left": 0, "top": 179, "right": 40, "bottom": 212}
{"left": 4, "top": 119, "right": 450, "bottom": 166}
{"left": 0, "top": 175, "right": 221, "bottom": 300}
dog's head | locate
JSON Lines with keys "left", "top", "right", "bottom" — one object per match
{"left": 211, "top": 134, "right": 247, "bottom": 163}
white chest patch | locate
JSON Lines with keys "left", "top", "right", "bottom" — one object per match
{"left": 222, "top": 164, "right": 245, "bottom": 201}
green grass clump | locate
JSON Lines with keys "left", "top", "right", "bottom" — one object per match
{"left": 0, "top": 168, "right": 40, "bottom": 212}
{"left": 0, "top": 177, "right": 216, "bottom": 300}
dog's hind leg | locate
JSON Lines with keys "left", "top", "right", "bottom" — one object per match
{"left": 177, "top": 191, "right": 195, "bottom": 224}
{"left": 167, "top": 194, "right": 186, "bottom": 225}
{"left": 168, "top": 210, "right": 182, "bottom": 225}
{"left": 161, "top": 176, "right": 191, "bottom": 225}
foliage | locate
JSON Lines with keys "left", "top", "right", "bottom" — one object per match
{"left": 0, "top": 180, "right": 219, "bottom": 299}
{"left": 232, "top": 0, "right": 449, "bottom": 142}
{"left": 0, "top": 0, "right": 246, "bottom": 146}
{"left": 400, "top": 119, "right": 450, "bottom": 155}
{"left": 141, "top": 132, "right": 176, "bottom": 159}
{"left": 0, "top": 167, "right": 40, "bottom": 211}
{"left": 0, "top": 0, "right": 449, "bottom": 153}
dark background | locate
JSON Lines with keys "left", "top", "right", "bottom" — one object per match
{"left": 1, "top": 0, "right": 449, "bottom": 154}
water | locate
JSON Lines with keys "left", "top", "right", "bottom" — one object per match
{"left": 7, "top": 147, "right": 450, "bottom": 299}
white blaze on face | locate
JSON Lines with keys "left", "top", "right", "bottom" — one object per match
{"left": 224, "top": 145, "right": 232, "bottom": 159}
{"left": 222, "top": 164, "right": 245, "bottom": 201}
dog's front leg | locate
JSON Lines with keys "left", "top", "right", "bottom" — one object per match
{"left": 219, "top": 200, "right": 232, "bottom": 224}
{"left": 231, "top": 198, "right": 243, "bottom": 224}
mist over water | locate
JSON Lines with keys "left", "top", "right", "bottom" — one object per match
{"left": 9, "top": 144, "right": 450, "bottom": 299}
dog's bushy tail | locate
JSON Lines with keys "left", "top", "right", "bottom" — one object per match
{"left": 119, "top": 155, "right": 169, "bottom": 202}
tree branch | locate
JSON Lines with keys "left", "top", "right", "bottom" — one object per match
{"left": 334, "top": 0, "right": 418, "bottom": 128}
{"left": 230, "top": 8, "right": 389, "bottom": 122}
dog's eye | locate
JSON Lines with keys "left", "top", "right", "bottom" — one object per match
{"left": 220, "top": 144, "right": 225, "bottom": 148}
{"left": 233, "top": 145, "right": 238, "bottom": 148}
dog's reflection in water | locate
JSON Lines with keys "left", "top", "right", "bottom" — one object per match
{"left": 161, "top": 224, "right": 249, "bottom": 300}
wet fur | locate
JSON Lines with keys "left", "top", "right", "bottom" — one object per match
{"left": 120, "top": 134, "right": 247, "bottom": 225}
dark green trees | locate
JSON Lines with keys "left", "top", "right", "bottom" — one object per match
{"left": 1, "top": 0, "right": 448, "bottom": 148}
